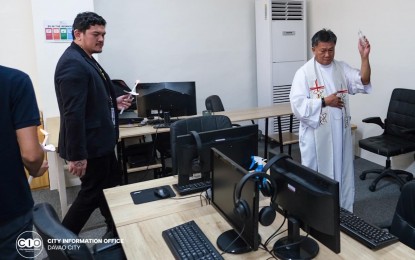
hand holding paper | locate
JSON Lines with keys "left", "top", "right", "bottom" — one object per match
{"left": 120, "top": 80, "right": 140, "bottom": 114}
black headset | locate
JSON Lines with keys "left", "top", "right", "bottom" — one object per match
{"left": 262, "top": 153, "right": 292, "bottom": 174}
{"left": 234, "top": 172, "right": 277, "bottom": 226}
{"left": 189, "top": 131, "right": 203, "bottom": 173}
{"left": 233, "top": 153, "right": 292, "bottom": 226}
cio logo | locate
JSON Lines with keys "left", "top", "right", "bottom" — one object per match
{"left": 16, "top": 231, "right": 43, "bottom": 258}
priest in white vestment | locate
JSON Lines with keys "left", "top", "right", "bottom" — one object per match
{"left": 290, "top": 29, "right": 372, "bottom": 212}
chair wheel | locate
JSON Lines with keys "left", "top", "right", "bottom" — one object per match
{"left": 369, "top": 184, "right": 376, "bottom": 192}
{"left": 406, "top": 175, "right": 414, "bottom": 181}
{"left": 360, "top": 174, "right": 366, "bottom": 180}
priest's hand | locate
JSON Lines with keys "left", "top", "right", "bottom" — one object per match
{"left": 324, "top": 93, "right": 344, "bottom": 109}
{"left": 358, "top": 37, "right": 370, "bottom": 58}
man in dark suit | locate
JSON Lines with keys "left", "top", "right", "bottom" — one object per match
{"left": 54, "top": 12, "right": 132, "bottom": 237}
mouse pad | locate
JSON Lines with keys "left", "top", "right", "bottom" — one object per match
{"left": 130, "top": 185, "right": 176, "bottom": 205}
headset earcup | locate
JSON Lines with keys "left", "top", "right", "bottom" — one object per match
{"left": 234, "top": 199, "right": 250, "bottom": 221}
{"left": 260, "top": 179, "right": 272, "bottom": 197}
{"left": 259, "top": 206, "right": 276, "bottom": 226}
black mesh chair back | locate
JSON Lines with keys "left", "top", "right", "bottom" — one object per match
{"left": 359, "top": 88, "right": 415, "bottom": 191}
{"left": 33, "top": 203, "right": 126, "bottom": 260}
{"left": 205, "top": 95, "right": 225, "bottom": 112}
{"left": 384, "top": 89, "right": 415, "bottom": 140}
{"left": 33, "top": 203, "right": 93, "bottom": 260}
{"left": 170, "top": 115, "right": 232, "bottom": 175}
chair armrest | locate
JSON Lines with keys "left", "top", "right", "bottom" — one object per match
{"left": 92, "top": 242, "right": 122, "bottom": 254}
{"left": 362, "top": 117, "right": 385, "bottom": 129}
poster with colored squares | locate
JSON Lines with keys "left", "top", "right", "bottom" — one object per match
{"left": 44, "top": 20, "right": 73, "bottom": 42}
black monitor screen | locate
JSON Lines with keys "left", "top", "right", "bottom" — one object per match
{"left": 136, "top": 81, "right": 197, "bottom": 118}
{"left": 174, "top": 124, "right": 258, "bottom": 187}
{"left": 268, "top": 150, "right": 340, "bottom": 258}
{"left": 211, "top": 147, "right": 260, "bottom": 253}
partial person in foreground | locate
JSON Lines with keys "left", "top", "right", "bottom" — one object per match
{"left": 0, "top": 65, "right": 48, "bottom": 258}
{"left": 290, "top": 29, "right": 372, "bottom": 212}
{"left": 54, "top": 12, "right": 132, "bottom": 237}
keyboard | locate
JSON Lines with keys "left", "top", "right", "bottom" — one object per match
{"left": 339, "top": 207, "right": 398, "bottom": 249}
{"left": 153, "top": 123, "right": 171, "bottom": 129}
{"left": 173, "top": 181, "right": 211, "bottom": 196}
{"left": 118, "top": 111, "right": 143, "bottom": 125}
{"left": 162, "top": 220, "right": 223, "bottom": 260}
{"left": 147, "top": 118, "right": 178, "bottom": 125}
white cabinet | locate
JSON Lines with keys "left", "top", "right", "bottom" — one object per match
{"left": 255, "top": 0, "right": 307, "bottom": 134}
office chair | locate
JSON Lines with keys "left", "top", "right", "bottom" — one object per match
{"left": 390, "top": 181, "right": 415, "bottom": 249}
{"left": 33, "top": 203, "right": 126, "bottom": 260}
{"left": 205, "top": 95, "right": 225, "bottom": 112}
{"left": 170, "top": 115, "right": 233, "bottom": 175}
{"left": 359, "top": 88, "right": 415, "bottom": 192}
{"left": 205, "top": 95, "right": 252, "bottom": 126}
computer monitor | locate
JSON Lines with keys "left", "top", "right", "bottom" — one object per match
{"left": 174, "top": 124, "right": 258, "bottom": 188}
{"left": 211, "top": 147, "right": 261, "bottom": 253}
{"left": 267, "top": 151, "right": 341, "bottom": 259}
{"left": 135, "top": 81, "right": 197, "bottom": 118}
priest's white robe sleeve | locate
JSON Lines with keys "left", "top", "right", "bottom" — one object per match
{"left": 290, "top": 68, "right": 322, "bottom": 129}
{"left": 339, "top": 61, "right": 373, "bottom": 94}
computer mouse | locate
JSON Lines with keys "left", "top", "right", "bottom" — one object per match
{"left": 154, "top": 187, "right": 171, "bottom": 199}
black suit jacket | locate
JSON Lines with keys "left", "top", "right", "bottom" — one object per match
{"left": 55, "top": 42, "right": 119, "bottom": 161}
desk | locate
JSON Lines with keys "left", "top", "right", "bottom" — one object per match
{"left": 104, "top": 177, "right": 414, "bottom": 259}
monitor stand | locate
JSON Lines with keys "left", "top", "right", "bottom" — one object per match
{"left": 217, "top": 229, "right": 260, "bottom": 254}
{"left": 273, "top": 217, "right": 319, "bottom": 260}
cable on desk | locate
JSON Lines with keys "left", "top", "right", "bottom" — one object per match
{"left": 271, "top": 230, "right": 311, "bottom": 254}
{"left": 169, "top": 194, "right": 200, "bottom": 200}
{"left": 199, "top": 191, "right": 211, "bottom": 206}
{"left": 167, "top": 191, "right": 210, "bottom": 207}
{"left": 219, "top": 224, "right": 246, "bottom": 257}
{"left": 264, "top": 212, "right": 287, "bottom": 247}
{"left": 259, "top": 243, "right": 277, "bottom": 260}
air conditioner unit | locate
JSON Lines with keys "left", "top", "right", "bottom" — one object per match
{"left": 255, "top": 0, "right": 307, "bottom": 134}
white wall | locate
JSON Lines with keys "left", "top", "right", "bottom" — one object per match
{"left": 0, "top": 0, "right": 39, "bottom": 102}
{"left": 94, "top": 0, "right": 258, "bottom": 114}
